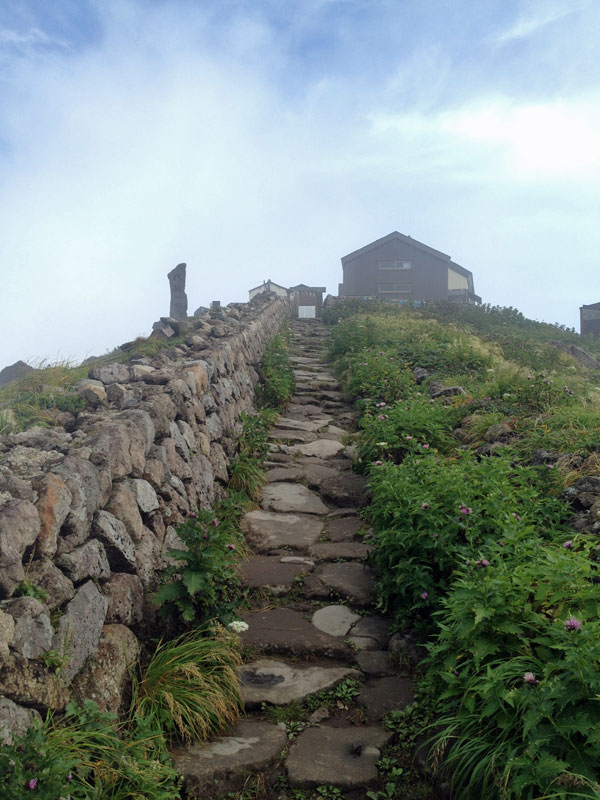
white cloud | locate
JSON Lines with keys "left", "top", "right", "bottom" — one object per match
{"left": 492, "top": 0, "right": 589, "bottom": 45}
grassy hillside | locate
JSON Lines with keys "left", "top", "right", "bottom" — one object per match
{"left": 324, "top": 300, "right": 600, "bottom": 800}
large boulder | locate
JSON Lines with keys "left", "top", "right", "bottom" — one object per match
{"left": 0, "top": 500, "right": 40, "bottom": 597}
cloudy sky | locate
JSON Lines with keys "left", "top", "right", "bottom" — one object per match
{"left": 1, "top": 0, "right": 599, "bottom": 367}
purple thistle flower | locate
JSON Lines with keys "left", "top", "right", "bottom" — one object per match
{"left": 211, "top": 518, "right": 219, "bottom": 527}
{"left": 499, "top": 540, "right": 504, "bottom": 547}
{"left": 458, "top": 505, "right": 473, "bottom": 515}
{"left": 28, "top": 779, "right": 38, "bottom": 790}
{"left": 512, "top": 513, "right": 521, "bottom": 521}
{"left": 377, "top": 414, "right": 388, "bottom": 420}
{"left": 480, "top": 559, "right": 490, "bottom": 567}
{"left": 421, "top": 502, "right": 429, "bottom": 509}
{"left": 422, "top": 443, "right": 430, "bottom": 449}
{"left": 565, "top": 616, "right": 582, "bottom": 631}
{"left": 563, "top": 540, "right": 573, "bottom": 549}
{"left": 226, "top": 543, "right": 236, "bottom": 551}
{"left": 523, "top": 672, "right": 537, "bottom": 684}
{"left": 433, "top": 533, "right": 439, "bottom": 539}
{"left": 67, "top": 774, "right": 73, "bottom": 782}
{"left": 405, "top": 435, "right": 413, "bottom": 440}
{"left": 546, "top": 463, "right": 554, "bottom": 470}
{"left": 421, "top": 592, "right": 428, "bottom": 600}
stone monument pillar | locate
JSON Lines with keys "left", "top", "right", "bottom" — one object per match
{"left": 167, "top": 263, "right": 188, "bottom": 319}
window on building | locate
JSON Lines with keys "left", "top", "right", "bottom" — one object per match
{"left": 377, "top": 260, "right": 412, "bottom": 270}
{"left": 377, "top": 284, "right": 411, "bottom": 293}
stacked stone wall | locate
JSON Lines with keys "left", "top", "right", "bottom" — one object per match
{"left": 0, "top": 295, "right": 288, "bottom": 740}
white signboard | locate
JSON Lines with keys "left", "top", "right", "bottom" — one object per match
{"left": 298, "top": 305, "right": 316, "bottom": 319}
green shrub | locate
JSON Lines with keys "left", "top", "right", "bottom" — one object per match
{"left": 255, "top": 329, "right": 295, "bottom": 407}
{"left": 0, "top": 699, "right": 181, "bottom": 799}
{"left": 367, "top": 451, "right": 570, "bottom": 624}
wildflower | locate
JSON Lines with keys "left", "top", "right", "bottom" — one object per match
{"left": 564, "top": 616, "right": 582, "bottom": 631}
{"left": 226, "top": 543, "right": 236, "bottom": 551}
{"left": 67, "top": 775, "right": 73, "bottom": 782}
{"left": 416, "top": 392, "right": 422, "bottom": 396}
{"left": 28, "top": 779, "right": 38, "bottom": 790}
{"left": 405, "top": 435, "right": 413, "bottom": 440}
{"left": 375, "top": 402, "right": 387, "bottom": 408}
{"left": 512, "top": 513, "right": 521, "bottom": 521}
{"left": 228, "top": 620, "right": 249, "bottom": 633}
{"left": 433, "top": 533, "right": 439, "bottom": 539}
{"left": 546, "top": 463, "right": 554, "bottom": 470}
{"left": 211, "top": 518, "right": 219, "bottom": 527}
{"left": 377, "top": 414, "right": 388, "bottom": 420}
{"left": 375, "top": 442, "right": 388, "bottom": 447}
{"left": 523, "top": 672, "right": 538, "bottom": 684}
{"left": 480, "top": 559, "right": 490, "bottom": 567}
{"left": 188, "top": 512, "right": 197, "bottom": 519}
{"left": 499, "top": 540, "right": 504, "bottom": 547}
{"left": 373, "top": 460, "right": 383, "bottom": 466}
{"left": 421, "top": 592, "right": 428, "bottom": 600}
{"left": 421, "top": 502, "right": 429, "bottom": 509}
{"left": 422, "top": 443, "right": 429, "bottom": 449}
{"left": 458, "top": 505, "right": 473, "bottom": 515}
{"left": 563, "top": 540, "right": 573, "bottom": 549}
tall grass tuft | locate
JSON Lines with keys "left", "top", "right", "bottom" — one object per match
{"left": 135, "top": 626, "right": 243, "bottom": 743}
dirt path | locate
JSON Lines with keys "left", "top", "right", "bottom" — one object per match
{"left": 172, "top": 319, "right": 420, "bottom": 799}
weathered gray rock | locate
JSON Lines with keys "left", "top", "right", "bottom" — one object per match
{"left": 355, "top": 650, "right": 393, "bottom": 676}
{"left": 242, "top": 510, "right": 324, "bottom": 552}
{"left": 0, "top": 499, "right": 41, "bottom": 596}
{"left": 168, "top": 262, "right": 188, "bottom": 319}
{"left": 172, "top": 720, "right": 287, "bottom": 799}
{"left": 0, "top": 608, "right": 15, "bottom": 658}
{"left": 0, "top": 467, "right": 33, "bottom": 501}
{"left": 431, "top": 385, "right": 467, "bottom": 399}
{"left": 0, "top": 697, "right": 41, "bottom": 745}
{"left": 326, "top": 515, "right": 364, "bottom": 542}
{"left": 0, "top": 653, "right": 69, "bottom": 709}
{"left": 52, "top": 456, "right": 106, "bottom": 546}
{"left": 2, "top": 597, "right": 53, "bottom": 659}
{"left": 103, "top": 573, "right": 144, "bottom": 625}
{"left": 57, "top": 538, "right": 111, "bottom": 583}
{"left": 261, "top": 483, "right": 329, "bottom": 515}
{"left": 484, "top": 421, "right": 513, "bottom": 443}
{"left": 92, "top": 510, "right": 136, "bottom": 572}
{"left": 53, "top": 580, "right": 108, "bottom": 680}
{"left": 106, "top": 483, "right": 144, "bottom": 542}
{"left": 89, "top": 363, "right": 131, "bottom": 384}
{"left": 72, "top": 624, "right": 140, "bottom": 713}
{"left": 127, "top": 478, "right": 159, "bottom": 513}
{"left": 264, "top": 466, "right": 304, "bottom": 483}
{"left": 286, "top": 725, "right": 391, "bottom": 789}
{"left": 240, "top": 659, "right": 360, "bottom": 707}
{"left": 77, "top": 379, "right": 108, "bottom": 407}
{"left": 25, "top": 560, "right": 75, "bottom": 611}
{"left": 311, "top": 605, "right": 361, "bottom": 637}
{"left": 309, "top": 542, "right": 371, "bottom": 561}
{"left": 33, "top": 473, "right": 72, "bottom": 558}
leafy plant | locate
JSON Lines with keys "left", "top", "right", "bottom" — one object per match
{"left": 255, "top": 328, "right": 295, "bottom": 408}
{"left": 154, "top": 498, "right": 250, "bottom": 625}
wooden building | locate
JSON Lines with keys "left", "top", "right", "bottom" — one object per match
{"left": 339, "top": 231, "right": 481, "bottom": 304}
{"left": 288, "top": 284, "right": 326, "bottom": 319}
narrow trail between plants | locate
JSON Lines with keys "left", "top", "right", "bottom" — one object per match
{"left": 172, "top": 319, "right": 423, "bottom": 800}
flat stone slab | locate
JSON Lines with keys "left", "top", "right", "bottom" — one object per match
{"left": 276, "top": 417, "right": 325, "bottom": 433}
{"left": 239, "top": 557, "right": 312, "bottom": 595}
{"left": 295, "top": 440, "right": 345, "bottom": 459}
{"left": 326, "top": 516, "right": 364, "bottom": 542}
{"left": 358, "top": 676, "right": 415, "bottom": 721}
{"left": 261, "top": 483, "right": 329, "bottom": 515}
{"left": 288, "top": 404, "right": 333, "bottom": 419}
{"left": 171, "top": 720, "right": 287, "bottom": 798}
{"left": 269, "top": 428, "right": 316, "bottom": 443}
{"left": 286, "top": 725, "right": 392, "bottom": 789}
{"left": 320, "top": 475, "right": 369, "bottom": 508}
{"left": 301, "top": 464, "right": 341, "bottom": 488}
{"left": 240, "top": 608, "right": 354, "bottom": 660}
{"left": 240, "top": 659, "right": 359, "bottom": 707}
{"left": 309, "top": 542, "right": 371, "bottom": 561}
{"left": 316, "top": 563, "right": 376, "bottom": 607}
{"left": 264, "top": 466, "right": 304, "bottom": 483}
{"left": 311, "top": 605, "right": 360, "bottom": 637}
{"left": 242, "top": 511, "right": 324, "bottom": 552}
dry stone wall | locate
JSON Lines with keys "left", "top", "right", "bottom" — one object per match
{"left": 0, "top": 295, "right": 288, "bottom": 741}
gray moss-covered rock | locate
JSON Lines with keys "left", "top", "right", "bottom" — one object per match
{"left": 53, "top": 580, "right": 108, "bottom": 680}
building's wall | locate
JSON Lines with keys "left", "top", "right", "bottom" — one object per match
{"left": 448, "top": 268, "right": 468, "bottom": 291}
{"left": 289, "top": 290, "right": 323, "bottom": 317}
{"left": 581, "top": 305, "right": 600, "bottom": 336}
{"left": 341, "top": 239, "right": 448, "bottom": 301}
{"left": 249, "top": 283, "right": 287, "bottom": 300}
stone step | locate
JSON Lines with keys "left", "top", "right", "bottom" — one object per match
{"left": 242, "top": 510, "right": 324, "bottom": 552}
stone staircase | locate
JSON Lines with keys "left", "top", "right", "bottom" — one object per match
{"left": 172, "top": 319, "right": 419, "bottom": 799}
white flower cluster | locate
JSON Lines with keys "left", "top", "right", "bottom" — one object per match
{"left": 228, "top": 620, "right": 249, "bottom": 634}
